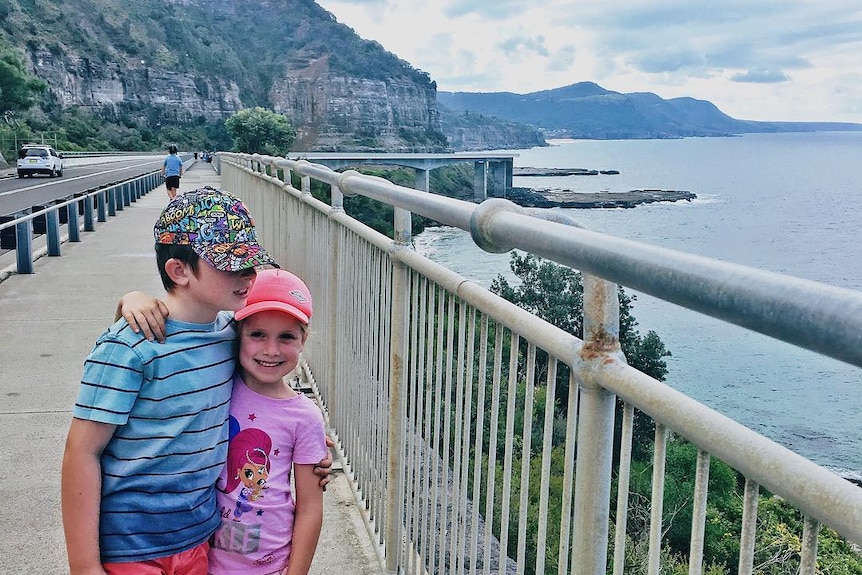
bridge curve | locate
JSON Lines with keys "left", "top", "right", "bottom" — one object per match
{"left": 290, "top": 151, "right": 516, "bottom": 200}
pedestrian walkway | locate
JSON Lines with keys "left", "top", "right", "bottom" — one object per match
{"left": 0, "top": 162, "right": 382, "bottom": 574}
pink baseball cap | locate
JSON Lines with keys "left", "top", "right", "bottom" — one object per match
{"left": 235, "top": 268, "right": 313, "bottom": 323}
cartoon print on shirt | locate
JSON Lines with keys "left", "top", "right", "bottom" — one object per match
{"left": 217, "top": 416, "right": 273, "bottom": 520}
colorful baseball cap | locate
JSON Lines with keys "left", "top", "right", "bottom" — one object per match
{"left": 154, "top": 187, "right": 278, "bottom": 272}
{"left": 235, "top": 268, "right": 313, "bottom": 324}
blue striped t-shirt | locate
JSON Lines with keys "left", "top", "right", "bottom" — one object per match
{"left": 73, "top": 311, "right": 236, "bottom": 562}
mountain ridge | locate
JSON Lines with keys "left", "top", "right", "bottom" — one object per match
{"left": 438, "top": 82, "right": 862, "bottom": 140}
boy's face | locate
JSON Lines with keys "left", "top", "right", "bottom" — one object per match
{"left": 238, "top": 310, "right": 306, "bottom": 390}
{"left": 187, "top": 261, "right": 257, "bottom": 316}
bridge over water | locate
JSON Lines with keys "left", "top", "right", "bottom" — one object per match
{"left": 1, "top": 153, "right": 861, "bottom": 574}
{"left": 290, "top": 151, "right": 515, "bottom": 201}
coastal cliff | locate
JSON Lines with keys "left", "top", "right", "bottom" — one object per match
{"left": 3, "top": 0, "right": 449, "bottom": 152}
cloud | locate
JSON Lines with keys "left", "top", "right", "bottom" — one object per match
{"left": 443, "top": 0, "right": 528, "bottom": 19}
{"left": 548, "top": 45, "right": 577, "bottom": 72}
{"left": 499, "top": 35, "right": 550, "bottom": 58}
{"left": 315, "top": 0, "right": 862, "bottom": 121}
{"left": 731, "top": 69, "right": 790, "bottom": 83}
{"left": 628, "top": 48, "right": 706, "bottom": 74}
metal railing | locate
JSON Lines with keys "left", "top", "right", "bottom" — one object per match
{"left": 0, "top": 172, "right": 162, "bottom": 277}
{"left": 220, "top": 152, "right": 862, "bottom": 575}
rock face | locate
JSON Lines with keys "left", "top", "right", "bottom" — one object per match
{"left": 442, "top": 122, "right": 546, "bottom": 152}
{"left": 6, "top": 0, "right": 448, "bottom": 152}
{"left": 30, "top": 50, "right": 243, "bottom": 123}
{"left": 271, "top": 64, "right": 442, "bottom": 152}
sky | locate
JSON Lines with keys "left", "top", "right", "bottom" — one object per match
{"left": 314, "top": 0, "right": 862, "bottom": 124}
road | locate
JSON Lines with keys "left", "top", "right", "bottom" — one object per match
{"left": 0, "top": 155, "right": 170, "bottom": 217}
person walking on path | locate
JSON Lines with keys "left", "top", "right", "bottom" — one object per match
{"left": 162, "top": 144, "right": 184, "bottom": 199}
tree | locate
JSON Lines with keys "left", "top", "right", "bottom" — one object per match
{"left": 491, "top": 252, "right": 671, "bottom": 456}
{"left": 0, "top": 41, "right": 46, "bottom": 113}
{"left": 224, "top": 107, "right": 296, "bottom": 156}
{"left": 491, "top": 252, "right": 671, "bottom": 381}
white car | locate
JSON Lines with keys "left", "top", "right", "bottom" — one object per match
{"left": 16, "top": 144, "right": 64, "bottom": 178}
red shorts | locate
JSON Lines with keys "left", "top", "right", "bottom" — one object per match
{"left": 103, "top": 541, "right": 209, "bottom": 575}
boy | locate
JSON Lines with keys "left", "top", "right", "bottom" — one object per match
{"left": 61, "top": 187, "right": 278, "bottom": 574}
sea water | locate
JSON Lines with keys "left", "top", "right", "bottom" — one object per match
{"left": 413, "top": 132, "right": 862, "bottom": 475}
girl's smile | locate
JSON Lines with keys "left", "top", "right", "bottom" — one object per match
{"left": 238, "top": 310, "right": 307, "bottom": 398}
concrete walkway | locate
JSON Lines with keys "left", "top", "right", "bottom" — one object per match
{"left": 0, "top": 162, "right": 382, "bottom": 574}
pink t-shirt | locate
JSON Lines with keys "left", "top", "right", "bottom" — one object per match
{"left": 208, "top": 375, "right": 328, "bottom": 575}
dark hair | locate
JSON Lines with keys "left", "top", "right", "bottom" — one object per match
{"left": 155, "top": 244, "right": 200, "bottom": 290}
{"left": 168, "top": 144, "right": 178, "bottom": 154}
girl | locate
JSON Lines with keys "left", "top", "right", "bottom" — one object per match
{"left": 208, "top": 268, "right": 327, "bottom": 575}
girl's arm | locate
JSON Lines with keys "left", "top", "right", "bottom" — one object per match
{"left": 116, "top": 291, "right": 169, "bottom": 342}
{"left": 286, "top": 463, "right": 324, "bottom": 575}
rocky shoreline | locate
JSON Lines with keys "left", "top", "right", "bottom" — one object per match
{"left": 514, "top": 167, "right": 620, "bottom": 176}
{"left": 508, "top": 186, "right": 697, "bottom": 209}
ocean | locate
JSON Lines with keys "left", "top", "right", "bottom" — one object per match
{"left": 412, "top": 132, "right": 862, "bottom": 475}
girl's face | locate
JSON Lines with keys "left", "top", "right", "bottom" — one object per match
{"left": 239, "top": 310, "right": 306, "bottom": 393}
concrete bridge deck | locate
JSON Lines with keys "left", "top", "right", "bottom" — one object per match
{"left": 0, "top": 162, "right": 381, "bottom": 574}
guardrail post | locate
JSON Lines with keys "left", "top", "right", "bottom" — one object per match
{"left": 98, "top": 190, "right": 108, "bottom": 221}
{"left": 15, "top": 219, "right": 33, "bottom": 274}
{"left": 572, "top": 272, "right": 620, "bottom": 575}
{"left": 68, "top": 198, "right": 80, "bottom": 242}
{"left": 384, "top": 205, "right": 412, "bottom": 574}
{"left": 83, "top": 193, "right": 95, "bottom": 231}
{"left": 327, "top": 185, "right": 344, "bottom": 432}
{"left": 115, "top": 186, "right": 124, "bottom": 211}
{"left": 122, "top": 182, "right": 131, "bottom": 207}
{"left": 46, "top": 209, "right": 61, "bottom": 256}
{"left": 129, "top": 180, "right": 137, "bottom": 203}
{"left": 107, "top": 186, "right": 117, "bottom": 216}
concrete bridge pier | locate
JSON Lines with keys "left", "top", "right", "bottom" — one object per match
{"left": 473, "top": 159, "right": 513, "bottom": 202}
{"left": 473, "top": 161, "right": 487, "bottom": 202}
{"left": 415, "top": 167, "right": 429, "bottom": 192}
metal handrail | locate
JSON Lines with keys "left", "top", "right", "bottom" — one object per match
{"left": 0, "top": 171, "right": 161, "bottom": 276}
{"left": 219, "top": 151, "right": 862, "bottom": 574}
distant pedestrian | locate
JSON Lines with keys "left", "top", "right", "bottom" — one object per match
{"left": 161, "top": 144, "right": 183, "bottom": 199}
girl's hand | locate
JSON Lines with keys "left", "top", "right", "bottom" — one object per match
{"left": 116, "top": 291, "right": 169, "bottom": 342}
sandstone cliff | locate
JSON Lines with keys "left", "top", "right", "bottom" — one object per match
{"left": 3, "top": 0, "right": 449, "bottom": 152}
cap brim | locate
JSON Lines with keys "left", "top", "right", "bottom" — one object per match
{"left": 235, "top": 301, "right": 310, "bottom": 323}
{"left": 193, "top": 242, "right": 278, "bottom": 272}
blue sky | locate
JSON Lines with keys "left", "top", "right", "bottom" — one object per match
{"left": 315, "top": 0, "right": 862, "bottom": 123}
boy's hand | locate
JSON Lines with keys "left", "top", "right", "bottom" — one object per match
{"left": 313, "top": 436, "right": 335, "bottom": 491}
{"left": 117, "top": 291, "right": 169, "bottom": 342}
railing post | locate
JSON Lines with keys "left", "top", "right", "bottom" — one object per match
{"left": 107, "top": 186, "right": 117, "bottom": 215}
{"left": 68, "top": 198, "right": 80, "bottom": 242}
{"left": 98, "top": 190, "right": 108, "bottom": 221}
{"left": 572, "top": 272, "right": 620, "bottom": 575}
{"left": 384, "top": 205, "right": 412, "bottom": 573}
{"left": 327, "top": 185, "right": 345, "bottom": 429}
{"left": 83, "top": 193, "right": 95, "bottom": 231}
{"left": 46, "top": 209, "right": 61, "bottom": 256}
{"left": 15, "top": 219, "right": 33, "bottom": 274}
